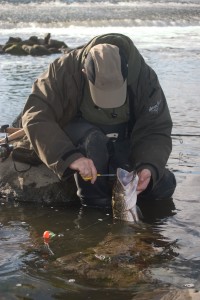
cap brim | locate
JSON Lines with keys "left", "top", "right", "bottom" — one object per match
{"left": 89, "top": 80, "right": 127, "bottom": 109}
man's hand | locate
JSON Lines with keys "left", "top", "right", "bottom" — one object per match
{"left": 137, "top": 169, "right": 151, "bottom": 195}
{"left": 69, "top": 157, "right": 97, "bottom": 184}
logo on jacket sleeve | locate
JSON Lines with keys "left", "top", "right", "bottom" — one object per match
{"left": 149, "top": 99, "right": 162, "bottom": 114}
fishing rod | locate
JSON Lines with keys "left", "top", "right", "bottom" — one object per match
{"left": 173, "top": 170, "right": 200, "bottom": 175}
{"left": 0, "top": 124, "right": 199, "bottom": 162}
{"left": 1, "top": 125, "right": 200, "bottom": 143}
{"left": 171, "top": 134, "right": 200, "bottom": 137}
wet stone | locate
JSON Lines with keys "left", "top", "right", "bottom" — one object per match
{"left": 0, "top": 33, "right": 69, "bottom": 56}
{"left": 0, "top": 151, "right": 78, "bottom": 205}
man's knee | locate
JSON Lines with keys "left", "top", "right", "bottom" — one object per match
{"left": 81, "top": 129, "right": 109, "bottom": 172}
{"left": 151, "top": 169, "right": 176, "bottom": 199}
{"left": 64, "top": 117, "right": 103, "bottom": 146}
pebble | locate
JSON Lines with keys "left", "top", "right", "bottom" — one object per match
{"left": 184, "top": 283, "right": 195, "bottom": 288}
{"left": 16, "top": 283, "right": 22, "bottom": 287}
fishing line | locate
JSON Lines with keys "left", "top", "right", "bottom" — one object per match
{"left": 171, "top": 134, "right": 200, "bottom": 137}
{"left": 44, "top": 241, "right": 55, "bottom": 256}
{"left": 74, "top": 206, "right": 112, "bottom": 231}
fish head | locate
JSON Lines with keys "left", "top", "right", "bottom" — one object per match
{"left": 116, "top": 168, "right": 137, "bottom": 187}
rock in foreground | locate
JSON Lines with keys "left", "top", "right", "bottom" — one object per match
{"left": 0, "top": 154, "right": 78, "bottom": 205}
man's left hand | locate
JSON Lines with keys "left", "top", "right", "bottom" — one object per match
{"left": 137, "top": 169, "right": 151, "bottom": 195}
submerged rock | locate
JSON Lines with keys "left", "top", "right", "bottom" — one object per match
{"left": 53, "top": 222, "right": 178, "bottom": 288}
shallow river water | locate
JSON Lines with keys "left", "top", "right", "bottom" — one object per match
{"left": 0, "top": 38, "right": 200, "bottom": 298}
{"left": 0, "top": 1, "right": 200, "bottom": 298}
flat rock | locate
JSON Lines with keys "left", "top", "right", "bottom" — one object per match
{"left": 0, "top": 154, "right": 78, "bottom": 205}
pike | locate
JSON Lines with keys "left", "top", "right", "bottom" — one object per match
{"left": 112, "top": 168, "right": 141, "bottom": 223}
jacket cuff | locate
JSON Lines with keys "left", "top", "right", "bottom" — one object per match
{"left": 136, "top": 164, "right": 158, "bottom": 188}
{"left": 56, "top": 151, "right": 84, "bottom": 180}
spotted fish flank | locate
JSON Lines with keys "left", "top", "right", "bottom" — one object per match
{"left": 112, "top": 168, "right": 140, "bottom": 222}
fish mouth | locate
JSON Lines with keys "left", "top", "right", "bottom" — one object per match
{"left": 117, "top": 168, "right": 136, "bottom": 187}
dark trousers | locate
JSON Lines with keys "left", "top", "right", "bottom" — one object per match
{"left": 64, "top": 119, "right": 176, "bottom": 208}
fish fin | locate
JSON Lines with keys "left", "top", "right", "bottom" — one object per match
{"left": 136, "top": 205, "right": 144, "bottom": 220}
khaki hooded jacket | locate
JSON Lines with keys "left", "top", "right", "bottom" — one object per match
{"left": 22, "top": 33, "right": 173, "bottom": 185}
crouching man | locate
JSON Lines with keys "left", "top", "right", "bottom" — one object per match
{"left": 22, "top": 33, "right": 176, "bottom": 207}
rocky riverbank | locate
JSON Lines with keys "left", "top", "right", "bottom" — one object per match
{"left": 0, "top": 141, "right": 78, "bottom": 205}
{"left": 0, "top": 33, "right": 70, "bottom": 56}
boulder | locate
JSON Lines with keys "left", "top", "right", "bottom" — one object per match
{"left": 48, "top": 47, "right": 64, "bottom": 54}
{"left": 0, "top": 34, "right": 69, "bottom": 56}
{"left": 48, "top": 38, "right": 68, "bottom": 49}
{"left": 28, "top": 36, "right": 39, "bottom": 44}
{"left": 0, "top": 45, "right": 4, "bottom": 54}
{"left": 4, "top": 44, "right": 28, "bottom": 56}
{"left": 21, "top": 36, "right": 45, "bottom": 46}
{"left": 0, "top": 150, "right": 79, "bottom": 205}
{"left": 6, "top": 37, "right": 22, "bottom": 44}
{"left": 44, "top": 33, "right": 51, "bottom": 44}
{"left": 22, "top": 44, "right": 51, "bottom": 56}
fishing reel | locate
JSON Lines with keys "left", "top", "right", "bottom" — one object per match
{"left": 0, "top": 143, "right": 13, "bottom": 161}
{"left": 0, "top": 124, "right": 13, "bottom": 161}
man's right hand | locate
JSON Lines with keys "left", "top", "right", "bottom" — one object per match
{"left": 69, "top": 157, "right": 97, "bottom": 184}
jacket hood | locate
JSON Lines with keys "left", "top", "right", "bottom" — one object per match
{"left": 78, "top": 33, "right": 142, "bottom": 85}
